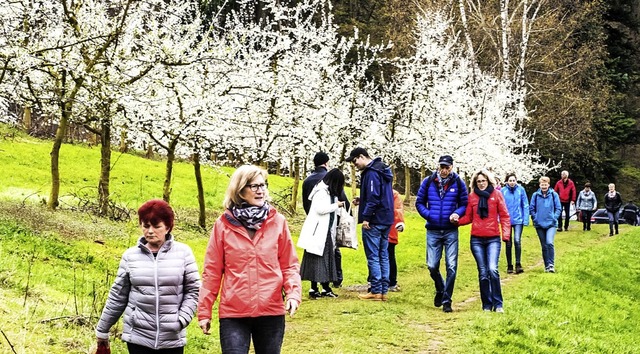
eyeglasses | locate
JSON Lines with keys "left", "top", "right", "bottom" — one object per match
{"left": 476, "top": 179, "right": 488, "bottom": 183}
{"left": 439, "top": 165, "right": 452, "bottom": 170}
{"left": 246, "top": 183, "right": 268, "bottom": 192}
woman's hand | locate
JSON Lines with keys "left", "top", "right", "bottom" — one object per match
{"left": 285, "top": 299, "right": 299, "bottom": 317}
{"left": 199, "top": 319, "right": 211, "bottom": 335}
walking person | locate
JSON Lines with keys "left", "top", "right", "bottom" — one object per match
{"left": 604, "top": 183, "right": 623, "bottom": 236}
{"left": 457, "top": 169, "right": 510, "bottom": 313}
{"left": 95, "top": 200, "right": 201, "bottom": 353}
{"left": 346, "top": 147, "right": 394, "bottom": 301}
{"left": 388, "top": 188, "right": 405, "bottom": 292}
{"left": 298, "top": 169, "right": 347, "bottom": 299}
{"left": 576, "top": 182, "right": 598, "bottom": 231}
{"left": 530, "top": 177, "right": 562, "bottom": 273}
{"left": 501, "top": 173, "right": 529, "bottom": 274}
{"left": 301, "top": 152, "right": 350, "bottom": 288}
{"left": 197, "top": 165, "right": 302, "bottom": 354}
{"left": 415, "top": 155, "right": 468, "bottom": 313}
{"left": 553, "top": 170, "right": 577, "bottom": 232}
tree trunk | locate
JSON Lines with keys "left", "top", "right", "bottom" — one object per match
{"left": 163, "top": 140, "right": 178, "bottom": 203}
{"left": 119, "top": 129, "right": 128, "bottom": 153}
{"left": 420, "top": 165, "right": 426, "bottom": 182}
{"left": 404, "top": 165, "right": 411, "bottom": 206}
{"left": 98, "top": 118, "right": 111, "bottom": 216}
{"left": 290, "top": 157, "right": 300, "bottom": 212}
{"left": 146, "top": 143, "right": 154, "bottom": 159}
{"left": 48, "top": 109, "right": 70, "bottom": 210}
{"left": 351, "top": 166, "right": 357, "bottom": 199}
{"left": 193, "top": 153, "right": 207, "bottom": 229}
{"left": 23, "top": 106, "right": 32, "bottom": 131}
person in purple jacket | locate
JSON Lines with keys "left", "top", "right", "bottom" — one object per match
{"left": 415, "top": 155, "right": 468, "bottom": 313}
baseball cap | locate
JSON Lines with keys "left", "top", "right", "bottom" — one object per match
{"left": 313, "top": 152, "right": 329, "bottom": 167}
{"left": 346, "top": 147, "right": 369, "bottom": 162}
{"left": 438, "top": 155, "right": 454, "bottom": 166}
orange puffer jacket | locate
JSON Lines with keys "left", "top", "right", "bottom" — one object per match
{"left": 458, "top": 189, "right": 511, "bottom": 241}
{"left": 197, "top": 207, "right": 302, "bottom": 320}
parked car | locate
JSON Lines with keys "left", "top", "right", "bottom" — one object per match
{"left": 590, "top": 208, "right": 626, "bottom": 224}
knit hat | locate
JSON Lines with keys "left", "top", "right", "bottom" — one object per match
{"left": 313, "top": 152, "right": 330, "bottom": 167}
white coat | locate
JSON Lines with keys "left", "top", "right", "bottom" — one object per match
{"left": 297, "top": 181, "right": 340, "bottom": 256}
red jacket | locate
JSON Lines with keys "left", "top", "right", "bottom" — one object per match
{"left": 554, "top": 178, "right": 577, "bottom": 203}
{"left": 388, "top": 190, "right": 405, "bottom": 244}
{"left": 458, "top": 189, "right": 511, "bottom": 241}
{"left": 197, "top": 207, "right": 302, "bottom": 320}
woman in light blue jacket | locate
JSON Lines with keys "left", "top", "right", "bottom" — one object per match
{"left": 529, "top": 177, "right": 562, "bottom": 273}
{"left": 576, "top": 182, "right": 598, "bottom": 231}
{"left": 501, "top": 173, "right": 529, "bottom": 274}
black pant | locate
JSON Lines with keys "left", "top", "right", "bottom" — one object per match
{"left": 558, "top": 202, "right": 571, "bottom": 230}
{"left": 334, "top": 248, "right": 343, "bottom": 284}
{"left": 126, "top": 343, "right": 184, "bottom": 354}
{"left": 388, "top": 243, "right": 397, "bottom": 287}
{"left": 581, "top": 210, "right": 594, "bottom": 230}
{"left": 219, "top": 316, "right": 285, "bottom": 354}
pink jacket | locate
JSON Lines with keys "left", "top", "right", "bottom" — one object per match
{"left": 197, "top": 208, "right": 302, "bottom": 320}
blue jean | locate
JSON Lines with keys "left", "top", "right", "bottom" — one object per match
{"left": 505, "top": 224, "right": 523, "bottom": 266}
{"left": 362, "top": 224, "right": 391, "bottom": 294}
{"left": 470, "top": 236, "right": 503, "bottom": 310}
{"left": 607, "top": 211, "right": 619, "bottom": 234}
{"left": 426, "top": 229, "right": 459, "bottom": 305}
{"left": 219, "top": 316, "right": 285, "bottom": 354}
{"left": 535, "top": 227, "right": 556, "bottom": 269}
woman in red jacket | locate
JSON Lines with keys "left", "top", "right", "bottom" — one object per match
{"left": 197, "top": 165, "right": 302, "bottom": 353}
{"left": 457, "top": 169, "right": 510, "bottom": 313}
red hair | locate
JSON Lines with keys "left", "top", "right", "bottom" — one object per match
{"left": 138, "top": 199, "right": 175, "bottom": 232}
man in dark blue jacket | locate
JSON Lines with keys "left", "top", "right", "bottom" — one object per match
{"left": 346, "top": 147, "right": 394, "bottom": 301}
{"left": 302, "top": 151, "right": 350, "bottom": 287}
{"left": 415, "top": 155, "right": 468, "bottom": 312}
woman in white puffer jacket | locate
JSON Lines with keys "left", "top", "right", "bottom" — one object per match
{"left": 95, "top": 200, "right": 201, "bottom": 353}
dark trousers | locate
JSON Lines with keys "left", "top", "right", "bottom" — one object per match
{"left": 219, "top": 315, "right": 285, "bottom": 354}
{"left": 126, "top": 343, "right": 183, "bottom": 354}
{"left": 388, "top": 243, "right": 397, "bottom": 287}
{"left": 581, "top": 210, "right": 594, "bottom": 230}
{"left": 335, "top": 248, "right": 343, "bottom": 285}
{"left": 558, "top": 202, "right": 571, "bottom": 230}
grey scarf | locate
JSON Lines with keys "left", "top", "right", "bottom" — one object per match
{"left": 231, "top": 202, "right": 270, "bottom": 230}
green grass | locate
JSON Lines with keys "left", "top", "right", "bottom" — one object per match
{"left": 1, "top": 126, "right": 639, "bottom": 353}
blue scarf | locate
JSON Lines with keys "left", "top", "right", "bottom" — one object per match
{"left": 231, "top": 202, "right": 270, "bottom": 230}
{"left": 474, "top": 185, "right": 494, "bottom": 219}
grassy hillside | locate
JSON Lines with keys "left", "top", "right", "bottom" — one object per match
{"left": 0, "top": 126, "right": 639, "bottom": 353}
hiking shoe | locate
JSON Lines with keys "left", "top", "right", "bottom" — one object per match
{"left": 515, "top": 264, "right": 524, "bottom": 274}
{"left": 388, "top": 285, "right": 401, "bottom": 292}
{"left": 548, "top": 266, "right": 555, "bottom": 273}
{"left": 495, "top": 307, "right": 504, "bottom": 313}
{"left": 381, "top": 294, "right": 389, "bottom": 301}
{"left": 358, "top": 292, "right": 382, "bottom": 301}
{"left": 443, "top": 303, "right": 453, "bottom": 313}
{"left": 309, "top": 290, "right": 322, "bottom": 300}
{"left": 434, "top": 292, "right": 443, "bottom": 307}
{"left": 332, "top": 281, "right": 342, "bottom": 288}
{"left": 507, "top": 265, "right": 514, "bottom": 274}
{"left": 321, "top": 290, "right": 338, "bottom": 298}
{"left": 557, "top": 228, "right": 563, "bottom": 232}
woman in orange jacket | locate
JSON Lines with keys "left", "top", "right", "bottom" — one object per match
{"left": 197, "top": 165, "right": 302, "bottom": 353}
{"left": 457, "top": 169, "right": 510, "bottom": 313}
{"left": 388, "top": 189, "right": 405, "bottom": 292}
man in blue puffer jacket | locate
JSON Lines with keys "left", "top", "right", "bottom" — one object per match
{"left": 346, "top": 147, "right": 394, "bottom": 301}
{"left": 415, "top": 155, "right": 468, "bottom": 313}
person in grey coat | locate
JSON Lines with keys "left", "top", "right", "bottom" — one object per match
{"left": 95, "top": 200, "right": 201, "bottom": 354}
{"left": 576, "top": 182, "right": 598, "bottom": 231}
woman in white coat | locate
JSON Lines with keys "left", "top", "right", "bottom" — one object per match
{"left": 298, "top": 168, "right": 346, "bottom": 299}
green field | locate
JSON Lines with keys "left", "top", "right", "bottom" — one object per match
{"left": 0, "top": 127, "right": 638, "bottom": 353}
